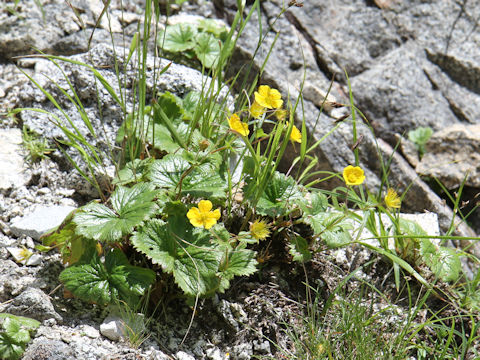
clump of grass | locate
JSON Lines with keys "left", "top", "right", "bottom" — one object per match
{"left": 21, "top": 125, "right": 55, "bottom": 163}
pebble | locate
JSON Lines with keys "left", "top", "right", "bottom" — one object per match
{"left": 82, "top": 325, "right": 100, "bottom": 339}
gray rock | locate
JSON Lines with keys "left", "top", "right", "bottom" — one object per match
{"left": 232, "top": 343, "right": 253, "bottom": 360}
{"left": 416, "top": 124, "right": 480, "bottom": 189}
{"left": 424, "top": 61, "right": 480, "bottom": 125}
{"left": 0, "top": 0, "right": 138, "bottom": 60}
{"left": 9, "top": 205, "right": 76, "bottom": 240}
{"left": 351, "top": 44, "right": 458, "bottom": 140}
{"left": 175, "top": 351, "right": 196, "bottom": 360}
{"left": 3, "top": 287, "right": 62, "bottom": 322}
{"left": 22, "top": 339, "right": 75, "bottom": 360}
{"left": 283, "top": 0, "right": 402, "bottom": 78}
{"left": 0, "top": 260, "right": 37, "bottom": 302}
{"left": 100, "top": 316, "right": 125, "bottom": 341}
{"left": 0, "top": 128, "right": 30, "bottom": 191}
{"left": 81, "top": 324, "right": 100, "bottom": 339}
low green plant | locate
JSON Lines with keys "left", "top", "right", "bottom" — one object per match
{"left": 157, "top": 20, "right": 230, "bottom": 69}
{"left": 0, "top": 313, "right": 40, "bottom": 360}
{"left": 21, "top": 126, "right": 55, "bottom": 163}
{"left": 408, "top": 126, "right": 433, "bottom": 158}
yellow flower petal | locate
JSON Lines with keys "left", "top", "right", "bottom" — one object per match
{"left": 211, "top": 208, "right": 221, "bottom": 220}
{"left": 250, "top": 219, "right": 270, "bottom": 240}
{"left": 254, "top": 85, "right": 283, "bottom": 109}
{"left": 198, "top": 199, "right": 213, "bottom": 213}
{"left": 275, "top": 108, "right": 288, "bottom": 121}
{"left": 342, "top": 165, "right": 365, "bottom": 186}
{"left": 385, "top": 188, "right": 401, "bottom": 209}
{"left": 228, "top": 114, "right": 249, "bottom": 136}
{"left": 287, "top": 122, "right": 302, "bottom": 143}
{"left": 250, "top": 101, "right": 265, "bottom": 119}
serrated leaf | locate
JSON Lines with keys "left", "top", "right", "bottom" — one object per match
{"left": 182, "top": 91, "right": 201, "bottom": 120}
{"left": 0, "top": 332, "right": 25, "bottom": 360}
{"left": 113, "top": 158, "right": 154, "bottom": 186}
{"left": 59, "top": 248, "right": 155, "bottom": 306}
{"left": 194, "top": 32, "right": 221, "bottom": 68}
{"left": 74, "top": 183, "right": 158, "bottom": 242}
{"left": 218, "top": 249, "right": 257, "bottom": 292}
{"left": 149, "top": 154, "right": 226, "bottom": 198}
{"left": 41, "top": 218, "right": 94, "bottom": 265}
{"left": 251, "top": 171, "right": 303, "bottom": 217}
{"left": 158, "top": 23, "right": 197, "bottom": 52}
{"left": 131, "top": 217, "right": 222, "bottom": 296}
{"left": 2, "top": 318, "right": 30, "bottom": 345}
{"left": 299, "top": 192, "right": 328, "bottom": 216}
{"left": 304, "top": 212, "right": 352, "bottom": 248}
{"left": 154, "top": 92, "right": 185, "bottom": 124}
{"left": 421, "top": 241, "right": 461, "bottom": 282}
{"left": 197, "top": 19, "right": 228, "bottom": 39}
{"left": 288, "top": 236, "right": 312, "bottom": 262}
{"left": 322, "top": 228, "right": 351, "bottom": 248}
{"left": 0, "top": 315, "right": 39, "bottom": 332}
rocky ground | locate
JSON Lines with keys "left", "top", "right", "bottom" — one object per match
{"left": 1, "top": 0, "right": 480, "bottom": 359}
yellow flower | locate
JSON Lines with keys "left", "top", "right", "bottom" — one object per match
{"left": 187, "top": 200, "right": 221, "bottom": 229}
{"left": 287, "top": 122, "right": 302, "bottom": 143}
{"left": 228, "top": 113, "right": 249, "bottom": 136}
{"left": 342, "top": 165, "right": 365, "bottom": 186}
{"left": 249, "top": 219, "right": 270, "bottom": 241}
{"left": 250, "top": 101, "right": 265, "bottom": 119}
{"left": 275, "top": 108, "right": 288, "bottom": 121}
{"left": 385, "top": 188, "right": 401, "bottom": 209}
{"left": 254, "top": 85, "right": 283, "bottom": 109}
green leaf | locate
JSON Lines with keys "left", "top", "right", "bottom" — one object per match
{"left": 408, "top": 127, "right": 433, "bottom": 146}
{"left": 182, "top": 91, "right": 201, "bottom": 120}
{"left": 59, "top": 248, "right": 155, "bottom": 306}
{"left": 74, "top": 183, "right": 158, "bottom": 242}
{"left": 158, "top": 23, "right": 197, "bottom": 52}
{"left": 131, "top": 217, "right": 222, "bottom": 296}
{"left": 194, "top": 32, "right": 221, "bottom": 68}
{"left": 408, "top": 126, "right": 433, "bottom": 157}
{"left": 219, "top": 249, "right": 257, "bottom": 292}
{"left": 420, "top": 241, "right": 461, "bottom": 282}
{"left": 113, "top": 158, "right": 154, "bottom": 186}
{"left": 288, "top": 236, "right": 312, "bottom": 262}
{"left": 197, "top": 19, "right": 228, "bottom": 39}
{"left": 322, "top": 228, "right": 351, "bottom": 248}
{"left": 252, "top": 171, "right": 303, "bottom": 217}
{"left": 0, "top": 315, "right": 37, "bottom": 360}
{"left": 0, "top": 334, "right": 25, "bottom": 360}
{"left": 154, "top": 92, "right": 185, "bottom": 125}
{"left": 304, "top": 212, "right": 352, "bottom": 248}
{"left": 298, "top": 192, "right": 328, "bottom": 216}
{"left": 41, "top": 215, "right": 94, "bottom": 265}
{"left": 2, "top": 318, "right": 30, "bottom": 345}
{"left": 149, "top": 154, "right": 226, "bottom": 198}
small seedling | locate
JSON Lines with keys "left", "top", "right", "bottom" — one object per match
{"left": 408, "top": 126, "right": 433, "bottom": 159}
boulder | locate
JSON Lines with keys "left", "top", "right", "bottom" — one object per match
{"left": 416, "top": 124, "right": 480, "bottom": 189}
{"left": 351, "top": 44, "right": 459, "bottom": 141}
{"left": 2, "top": 287, "right": 62, "bottom": 322}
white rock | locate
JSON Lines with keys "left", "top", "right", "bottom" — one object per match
{"left": 352, "top": 212, "right": 440, "bottom": 249}
{"left": 0, "top": 128, "right": 30, "bottom": 190}
{"left": 175, "top": 351, "right": 195, "bottom": 360}
{"left": 9, "top": 205, "right": 76, "bottom": 240}
{"left": 82, "top": 325, "right": 100, "bottom": 339}
{"left": 100, "top": 317, "right": 124, "bottom": 342}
